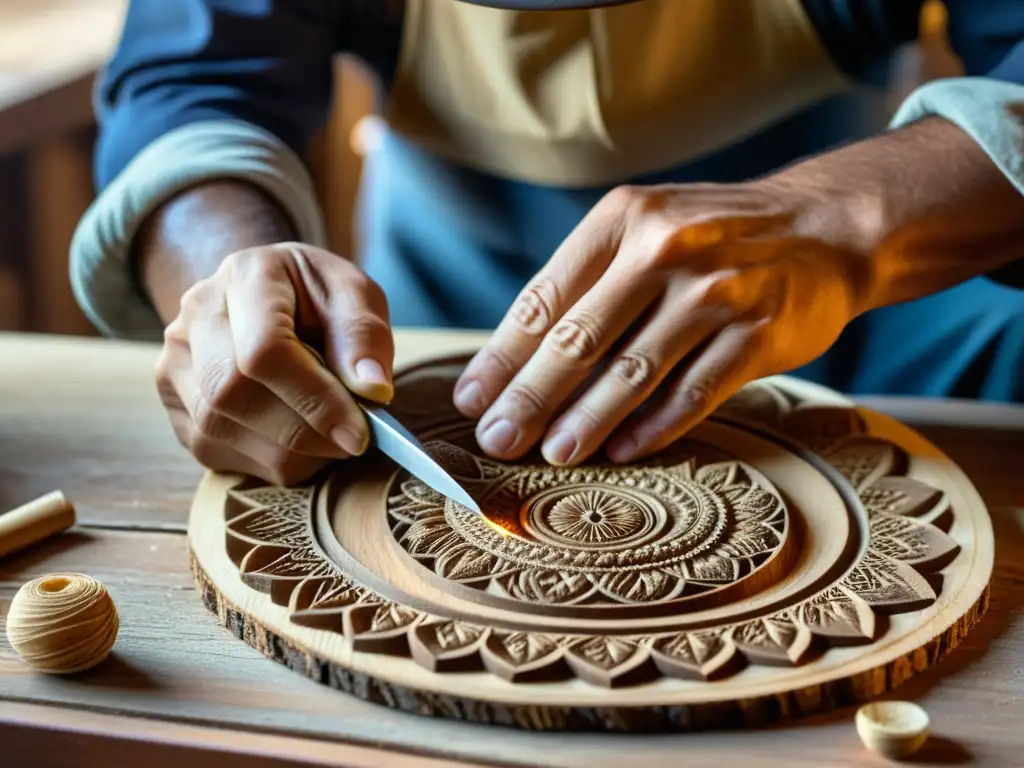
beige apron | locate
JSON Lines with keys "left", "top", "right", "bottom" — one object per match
{"left": 383, "top": 0, "right": 851, "bottom": 188}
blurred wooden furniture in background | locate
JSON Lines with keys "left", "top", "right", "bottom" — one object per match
{"left": 0, "top": 0, "right": 127, "bottom": 335}
{"left": 0, "top": 0, "right": 377, "bottom": 336}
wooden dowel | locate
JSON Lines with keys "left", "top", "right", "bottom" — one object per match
{"left": 0, "top": 491, "right": 76, "bottom": 558}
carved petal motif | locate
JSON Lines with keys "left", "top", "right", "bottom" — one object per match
{"left": 780, "top": 406, "right": 867, "bottom": 454}
{"left": 869, "top": 512, "right": 960, "bottom": 570}
{"left": 410, "top": 621, "right": 486, "bottom": 672}
{"left": 840, "top": 550, "right": 937, "bottom": 613}
{"left": 398, "top": 516, "right": 464, "bottom": 558}
{"left": 796, "top": 586, "right": 876, "bottom": 643}
{"left": 289, "top": 576, "right": 363, "bottom": 630}
{"left": 344, "top": 603, "right": 421, "bottom": 654}
{"left": 732, "top": 617, "right": 814, "bottom": 665}
{"left": 482, "top": 631, "right": 568, "bottom": 683}
{"left": 717, "top": 381, "right": 791, "bottom": 426}
{"left": 227, "top": 506, "right": 308, "bottom": 547}
{"left": 860, "top": 477, "right": 946, "bottom": 521}
{"left": 564, "top": 637, "right": 654, "bottom": 688}
{"left": 434, "top": 543, "right": 500, "bottom": 582}
{"left": 650, "top": 632, "right": 739, "bottom": 680}
{"left": 496, "top": 569, "right": 598, "bottom": 605}
{"left": 598, "top": 569, "right": 686, "bottom": 603}
{"left": 822, "top": 437, "right": 898, "bottom": 493}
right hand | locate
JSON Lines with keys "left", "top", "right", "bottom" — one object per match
{"left": 155, "top": 242, "right": 394, "bottom": 485}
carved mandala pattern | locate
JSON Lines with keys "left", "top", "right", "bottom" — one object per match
{"left": 387, "top": 446, "right": 785, "bottom": 608}
{"left": 222, "top": 380, "right": 961, "bottom": 688}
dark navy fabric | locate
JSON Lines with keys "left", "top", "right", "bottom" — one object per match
{"left": 93, "top": 0, "right": 1024, "bottom": 401}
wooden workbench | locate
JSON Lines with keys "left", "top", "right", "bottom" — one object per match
{"left": 1, "top": 330, "right": 1023, "bottom": 767}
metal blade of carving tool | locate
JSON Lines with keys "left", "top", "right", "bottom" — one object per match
{"left": 360, "top": 403, "right": 482, "bottom": 515}
{"left": 299, "top": 340, "right": 481, "bottom": 514}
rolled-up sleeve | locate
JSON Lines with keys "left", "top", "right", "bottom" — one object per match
{"left": 889, "top": 1, "right": 1024, "bottom": 290}
{"left": 71, "top": 0, "right": 337, "bottom": 340}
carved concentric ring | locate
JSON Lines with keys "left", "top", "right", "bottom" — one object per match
{"left": 189, "top": 356, "right": 991, "bottom": 719}
{"left": 524, "top": 485, "right": 665, "bottom": 550}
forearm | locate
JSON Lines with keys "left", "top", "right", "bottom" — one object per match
{"left": 135, "top": 180, "right": 298, "bottom": 324}
{"left": 768, "top": 116, "right": 1024, "bottom": 312}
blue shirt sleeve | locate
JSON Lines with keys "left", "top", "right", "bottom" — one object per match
{"left": 93, "top": 0, "right": 340, "bottom": 191}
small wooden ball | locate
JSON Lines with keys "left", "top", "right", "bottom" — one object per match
{"left": 5, "top": 573, "right": 119, "bottom": 674}
{"left": 856, "top": 701, "right": 930, "bottom": 759}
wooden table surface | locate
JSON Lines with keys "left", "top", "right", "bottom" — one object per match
{"left": 1, "top": 330, "right": 1023, "bottom": 767}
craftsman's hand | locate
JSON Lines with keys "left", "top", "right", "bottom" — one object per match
{"left": 453, "top": 178, "right": 876, "bottom": 465}
{"left": 155, "top": 243, "right": 394, "bottom": 485}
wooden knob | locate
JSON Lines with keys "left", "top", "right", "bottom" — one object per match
{"left": 5, "top": 573, "right": 119, "bottom": 674}
{"left": 0, "top": 491, "right": 76, "bottom": 559}
{"left": 856, "top": 701, "right": 930, "bottom": 759}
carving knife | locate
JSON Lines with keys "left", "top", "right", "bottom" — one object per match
{"left": 300, "top": 342, "right": 482, "bottom": 514}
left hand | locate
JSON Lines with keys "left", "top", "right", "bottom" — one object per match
{"left": 452, "top": 177, "right": 876, "bottom": 465}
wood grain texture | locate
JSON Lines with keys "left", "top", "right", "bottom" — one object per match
{"left": 1, "top": 331, "right": 1023, "bottom": 765}
{"left": 0, "top": 331, "right": 483, "bottom": 530}
{"left": 187, "top": 362, "right": 993, "bottom": 732}
{"left": 0, "top": 701, "right": 488, "bottom": 768}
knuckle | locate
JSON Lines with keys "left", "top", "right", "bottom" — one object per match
{"left": 477, "top": 345, "right": 518, "bottom": 381}
{"left": 179, "top": 280, "right": 216, "bottom": 313}
{"left": 188, "top": 434, "right": 225, "bottom": 470}
{"left": 236, "top": 335, "right": 288, "bottom": 381}
{"left": 675, "top": 376, "right": 716, "bottom": 414}
{"left": 546, "top": 311, "right": 603, "bottom": 363}
{"left": 610, "top": 350, "right": 657, "bottom": 391}
{"left": 693, "top": 272, "right": 741, "bottom": 310}
{"left": 504, "top": 382, "right": 548, "bottom": 417}
{"left": 197, "top": 359, "right": 246, "bottom": 414}
{"left": 604, "top": 184, "right": 643, "bottom": 212}
{"left": 192, "top": 394, "right": 231, "bottom": 440}
{"left": 338, "top": 313, "right": 390, "bottom": 344}
{"left": 277, "top": 418, "right": 313, "bottom": 454}
{"left": 571, "top": 400, "right": 603, "bottom": 434}
{"left": 510, "top": 277, "right": 560, "bottom": 336}
{"left": 285, "top": 388, "right": 333, "bottom": 427}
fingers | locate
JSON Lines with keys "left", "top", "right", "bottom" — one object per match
{"left": 452, "top": 190, "right": 629, "bottom": 419}
{"left": 538, "top": 281, "right": 736, "bottom": 465}
{"left": 225, "top": 254, "right": 371, "bottom": 456}
{"left": 606, "top": 318, "right": 770, "bottom": 463}
{"left": 188, "top": 308, "right": 349, "bottom": 458}
{"left": 160, "top": 357, "right": 333, "bottom": 486}
{"left": 473, "top": 270, "right": 661, "bottom": 460}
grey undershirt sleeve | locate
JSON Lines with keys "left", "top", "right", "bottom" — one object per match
{"left": 890, "top": 76, "right": 1024, "bottom": 290}
{"left": 69, "top": 119, "right": 327, "bottom": 341}
{"left": 890, "top": 76, "right": 1024, "bottom": 196}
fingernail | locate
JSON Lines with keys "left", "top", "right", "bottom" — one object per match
{"left": 454, "top": 380, "right": 485, "bottom": 415}
{"left": 544, "top": 431, "right": 578, "bottom": 465}
{"left": 479, "top": 418, "right": 519, "bottom": 455}
{"left": 355, "top": 358, "right": 388, "bottom": 386}
{"left": 331, "top": 425, "right": 365, "bottom": 455}
{"left": 608, "top": 435, "right": 639, "bottom": 463}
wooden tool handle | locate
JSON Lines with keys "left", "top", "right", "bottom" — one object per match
{"left": 0, "top": 491, "right": 76, "bottom": 558}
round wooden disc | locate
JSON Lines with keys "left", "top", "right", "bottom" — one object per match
{"left": 188, "top": 355, "right": 993, "bottom": 732}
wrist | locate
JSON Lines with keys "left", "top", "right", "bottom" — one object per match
{"left": 751, "top": 161, "right": 889, "bottom": 317}
{"left": 755, "top": 115, "right": 1024, "bottom": 312}
{"left": 135, "top": 180, "right": 297, "bottom": 324}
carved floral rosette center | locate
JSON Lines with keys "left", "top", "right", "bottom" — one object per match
{"left": 222, "top": 380, "right": 963, "bottom": 688}
{"left": 386, "top": 443, "right": 786, "bottom": 609}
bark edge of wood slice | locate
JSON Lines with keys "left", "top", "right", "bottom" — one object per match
{"left": 186, "top": 356, "right": 994, "bottom": 732}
